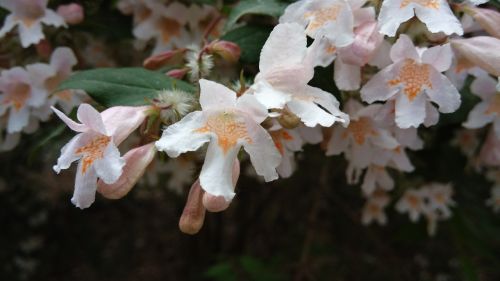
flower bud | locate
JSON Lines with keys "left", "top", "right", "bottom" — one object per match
{"left": 206, "top": 40, "right": 241, "bottom": 63}
{"left": 338, "top": 21, "right": 383, "bottom": 66}
{"left": 451, "top": 36, "right": 500, "bottom": 77}
{"left": 143, "top": 48, "right": 186, "bottom": 70}
{"left": 278, "top": 107, "right": 301, "bottom": 129}
{"left": 179, "top": 179, "right": 206, "bottom": 235}
{"left": 97, "top": 143, "right": 156, "bottom": 199}
{"left": 57, "top": 3, "right": 84, "bottom": 25}
{"left": 469, "top": 7, "right": 500, "bottom": 39}
{"left": 166, "top": 68, "right": 188, "bottom": 79}
{"left": 202, "top": 160, "right": 240, "bottom": 212}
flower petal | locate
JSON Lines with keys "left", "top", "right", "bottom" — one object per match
{"left": 51, "top": 106, "right": 88, "bottom": 132}
{"left": 77, "top": 103, "right": 107, "bottom": 135}
{"left": 334, "top": 59, "right": 361, "bottom": 91}
{"left": 236, "top": 93, "right": 268, "bottom": 124}
{"left": 421, "top": 43, "right": 452, "bottom": 72}
{"left": 199, "top": 79, "right": 237, "bottom": 111}
{"left": 426, "top": 70, "right": 461, "bottom": 113}
{"left": 53, "top": 133, "right": 83, "bottom": 173}
{"left": 93, "top": 142, "right": 125, "bottom": 184}
{"left": 395, "top": 91, "right": 426, "bottom": 128}
{"left": 378, "top": 0, "right": 415, "bottom": 37}
{"left": 414, "top": 1, "right": 463, "bottom": 36}
{"left": 463, "top": 102, "right": 494, "bottom": 129}
{"left": 7, "top": 106, "right": 30, "bottom": 133}
{"left": 71, "top": 161, "right": 98, "bottom": 209}
{"left": 101, "top": 106, "right": 148, "bottom": 145}
{"left": 390, "top": 34, "right": 419, "bottom": 62}
{"left": 18, "top": 21, "right": 44, "bottom": 47}
{"left": 251, "top": 79, "right": 291, "bottom": 109}
{"left": 360, "top": 64, "right": 399, "bottom": 103}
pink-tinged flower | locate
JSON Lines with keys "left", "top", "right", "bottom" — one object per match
{"left": 361, "top": 35, "right": 460, "bottom": 128}
{"left": 378, "top": 0, "right": 463, "bottom": 36}
{"left": 451, "top": 36, "right": 500, "bottom": 77}
{"left": 396, "top": 188, "right": 428, "bottom": 222}
{"left": 250, "top": 23, "right": 349, "bottom": 128}
{"left": 362, "top": 190, "right": 390, "bottom": 225}
{"left": 155, "top": 79, "right": 281, "bottom": 201}
{"left": 467, "top": 7, "right": 500, "bottom": 39}
{"left": 361, "top": 165, "right": 394, "bottom": 196}
{"left": 56, "top": 3, "right": 84, "bottom": 25}
{"left": 97, "top": 142, "right": 156, "bottom": 199}
{"left": 0, "top": 0, "right": 66, "bottom": 47}
{"left": 52, "top": 104, "right": 148, "bottom": 209}
{"left": 0, "top": 67, "right": 49, "bottom": 133}
{"left": 425, "top": 183, "right": 455, "bottom": 217}
{"left": 463, "top": 74, "right": 500, "bottom": 137}
{"left": 280, "top": 0, "right": 355, "bottom": 47}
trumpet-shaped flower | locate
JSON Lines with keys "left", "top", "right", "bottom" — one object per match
{"left": 250, "top": 23, "right": 349, "bottom": 128}
{"left": 0, "top": 0, "right": 66, "bottom": 47}
{"left": 361, "top": 35, "right": 461, "bottom": 128}
{"left": 155, "top": 79, "right": 281, "bottom": 201}
{"left": 52, "top": 104, "right": 148, "bottom": 209}
{"left": 464, "top": 74, "right": 500, "bottom": 137}
{"left": 378, "top": 0, "right": 463, "bottom": 36}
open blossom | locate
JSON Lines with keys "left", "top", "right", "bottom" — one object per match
{"left": 396, "top": 188, "right": 428, "bottom": 222}
{"left": 52, "top": 104, "right": 148, "bottom": 209}
{"left": 425, "top": 183, "right": 455, "bottom": 217}
{"left": 250, "top": 23, "right": 349, "bottom": 128}
{"left": 464, "top": 74, "right": 500, "bottom": 137}
{"left": 270, "top": 126, "right": 305, "bottom": 178}
{"left": 0, "top": 67, "right": 49, "bottom": 133}
{"left": 378, "top": 0, "right": 463, "bottom": 36}
{"left": 0, "top": 0, "right": 66, "bottom": 47}
{"left": 155, "top": 79, "right": 281, "bottom": 201}
{"left": 362, "top": 190, "right": 391, "bottom": 225}
{"left": 361, "top": 35, "right": 460, "bottom": 128}
{"left": 280, "top": 0, "right": 355, "bottom": 47}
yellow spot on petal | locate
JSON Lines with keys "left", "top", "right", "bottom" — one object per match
{"left": 75, "top": 135, "right": 111, "bottom": 174}
{"left": 194, "top": 111, "right": 252, "bottom": 154}
{"left": 400, "top": 0, "right": 440, "bottom": 9}
{"left": 388, "top": 59, "right": 432, "bottom": 101}
{"left": 304, "top": 5, "right": 341, "bottom": 33}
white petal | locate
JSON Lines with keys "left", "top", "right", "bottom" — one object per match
{"left": 378, "top": 0, "right": 415, "bottom": 37}
{"left": 53, "top": 134, "right": 83, "bottom": 173}
{"left": 277, "top": 150, "right": 295, "bottom": 178}
{"left": 18, "top": 21, "right": 44, "bottom": 47}
{"left": 426, "top": 69, "right": 461, "bottom": 113}
{"left": 93, "top": 142, "right": 125, "bottom": 184}
{"left": 0, "top": 15, "right": 17, "bottom": 38}
{"left": 251, "top": 79, "right": 292, "bottom": 109}
{"left": 287, "top": 99, "right": 336, "bottom": 127}
{"left": 326, "top": 126, "right": 349, "bottom": 155}
{"left": 304, "top": 85, "right": 349, "bottom": 125}
{"left": 360, "top": 64, "right": 399, "bottom": 103}
{"left": 463, "top": 102, "right": 494, "bottom": 129}
{"left": 243, "top": 118, "right": 281, "bottom": 181}
{"left": 259, "top": 23, "right": 307, "bottom": 74}
{"left": 199, "top": 79, "right": 237, "bottom": 110}
{"left": 50, "top": 47, "right": 77, "bottom": 74}
{"left": 77, "top": 103, "right": 107, "bottom": 135}
{"left": 72, "top": 161, "right": 98, "bottom": 209}
{"left": 26, "top": 63, "right": 56, "bottom": 86}
{"left": 199, "top": 142, "right": 239, "bottom": 201}
{"left": 414, "top": 1, "right": 463, "bottom": 36}
{"left": 372, "top": 130, "right": 399, "bottom": 150}
{"left": 7, "top": 107, "right": 30, "bottom": 133}
{"left": 51, "top": 106, "right": 87, "bottom": 132}
{"left": 421, "top": 43, "right": 452, "bottom": 72}
{"left": 101, "top": 106, "right": 148, "bottom": 145}
{"left": 395, "top": 92, "right": 426, "bottom": 128}
{"left": 423, "top": 102, "right": 440, "bottom": 127}
{"left": 334, "top": 59, "right": 361, "bottom": 91}
{"left": 470, "top": 74, "right": 497, "bottom": 100}
{"left": 322, "top": 2, "right": 355, "bottom": 47}
{"left": 391, "top": 149, "right": 414, "bottom": 171}
{"left": 41, "top": 9, "right": 66, "bottom": 27}
{"left": 390, "top": 34, "right": 419, "bottom": 62}
{"left": 155, "top": 111, "right": 210, "bottom": 157}
{"left": 236, "top": 93, "right": 268, "bottom": 123}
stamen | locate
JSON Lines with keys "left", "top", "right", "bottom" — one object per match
{"left": 75, "top": 135, "right": 111, "bottom": 174}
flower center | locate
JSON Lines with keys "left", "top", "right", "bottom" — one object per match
{"left": 388, "top": 59, "right": 432, "bottom": 101}
{"left": 4, "top": 83, "right": 30, "bottom": 111}
{"left": 75, "top": 135, "right": 111, "bottom": 174}
{"left": 343, "top": 117, "right": 378, "bottom": 145}
{"left": 400, "top": 0, "right": 440, "bottom": 9}
{"left": 195, "top": 112, "right": 252, "bottom": 154}
{"left": 304, "top": 5, "right": 341, "bottom": 33}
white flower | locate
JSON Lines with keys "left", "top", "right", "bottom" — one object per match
{"left": 270, "top": 126, "right": 304, "bottom": 178}
{"left": 378, "top": 0, "right": 463, "bottom": 36}
{"left": 52, "top": 104, "right": 148, "bottom": 209}
{"left": 155, "top": 79, "right": 281, "bottom": 201}
{"left": 463, "top": 74, "right": 500, "bottom": 138}
{"left": 396, "top": 188, "right": 428, "bottom": 222}
{"left": 361, "top": 35, "right": 461, "bottom": 128}
{"left": 250, "top": 23, "right": 349, "bottom": 128}
{"left": 362, "top": 190, "right": 391, "bottom": 225}
{"left": 425, "top": 183, "right": 455, "bottom": 218}
{"left": 361, "top": 165, "right": 394, "bottom": 196}
{"left": 0, "top": 0, "right": 66, "bottom": 47}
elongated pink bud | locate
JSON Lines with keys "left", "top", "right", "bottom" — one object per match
{"left": 206, "top": 40, "right": 241, "bottom": 63}
{"left": 143, "top": 48, "right": 186, "bottom": 70}
{"left": 97, "top": 143, "right": 156, "bottom": 199}
{"left": 202, "top": 160, "right": 240, "bottom": 212}
{"left": 179, "top": 180, "right": 206, "bottom": 235}
{"left": 166, "top": 68, "right": 189, "bottom": 79}
{"left": 469, "top": 7, "right": 500, "bottom": 39}
{"left": 57, "top": 3, "right": 84, "bottom": 25}
{"left": 451, "top": 36, "right": 500, "bottom": 77}
{"left": 338, "top": 21, "right": 383, "bottom": 66}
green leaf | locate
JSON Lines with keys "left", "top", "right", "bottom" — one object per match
{"left": 56, "top": 67, "right": 195, "bottom": 107}
{"left": 222, "top": 25, "right": 272, "bottom": 64}
{"left": 225, "top": 0, "right": 287, "bottom": 30}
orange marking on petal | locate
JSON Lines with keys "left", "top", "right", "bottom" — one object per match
{"left": 400, "top": 0, "right": 440, "bottom": 9}
{"left": 3, "top": 83, "right": 31, "bottom": 111}
{"left": 346, "top": 117, "right": 378, "bottom": 145}
{"left": 75, "top": 135, "right": 111, "bottom": 174}
{"left": 194, "top": 112, "right": 252, "bottom": 154}
{"left": 304, "top": 5, "right": 341, "bottom": 33}
{"left": 388, "top": 59, "right": 432, "bottom": 101}
{"left": 158, "top": 18, "right": 181, "bottom": 44}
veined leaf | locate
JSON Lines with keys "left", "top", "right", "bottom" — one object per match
{"left": 56, "top": 67, "right": 195, "bottom": 107}
{"left": 222, "top": 25, "right": 272, "bottom": 64}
